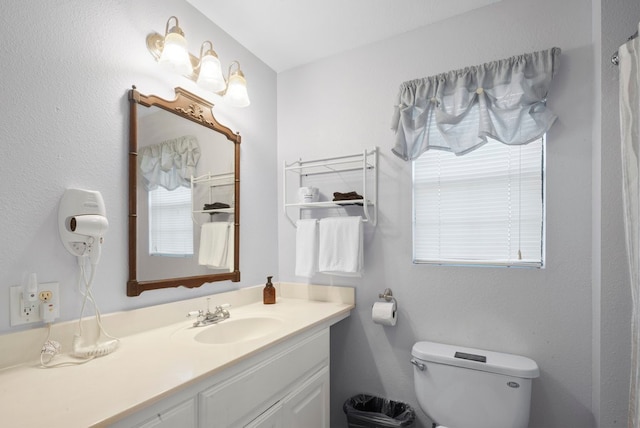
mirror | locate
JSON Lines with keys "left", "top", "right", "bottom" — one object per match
{"left": 127, "top": 86, "right": 241, "bottom": 296}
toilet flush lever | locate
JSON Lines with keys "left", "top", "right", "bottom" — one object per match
{"left": 410, "top": 358, "right": 425, "bottom": 371}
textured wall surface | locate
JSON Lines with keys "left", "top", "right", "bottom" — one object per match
{"left": 277, "top": 0, "right": 601, "bottom": 426}
{"left": 0, "top": 0, "right": 278, "bottom": 334}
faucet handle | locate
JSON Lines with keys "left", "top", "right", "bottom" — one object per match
{"left": 215, "top": 303, "right": 231, "bottom": 319}
{"left": 187, "top": 310, "right": 202, "bottom": 318}
{"left": 215, "top": 303, "right": 231, "bottom": 313}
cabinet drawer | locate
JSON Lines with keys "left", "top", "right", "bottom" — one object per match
{"left": 282, "top": 365, "right": 329, "bottom": 428}
{"left": 244, "top": 401, "right": 284, "bottom": 428}
{"left": 134, "top": 398, "right": 197, "bottom": 428}
{"left": 199, "top": 328, "right": 329, "bottom": 427}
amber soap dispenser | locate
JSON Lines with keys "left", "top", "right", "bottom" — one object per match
{"left": 263, "top": 276, "right": 276, "bottom": 304}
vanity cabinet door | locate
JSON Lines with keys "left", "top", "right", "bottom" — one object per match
{"left": 244, "top": 401, "right": 284, "bottom": 428}
{"left": 199, "top": 329, "right": 329, "bottom": 427}
{"left": 134, "top": 398, "right": 197, "bottom": 428}
{"left": 282, "top": 366, "right": 330, "bottom": 428}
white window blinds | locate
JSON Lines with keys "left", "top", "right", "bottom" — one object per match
{"left": 148, "top": 186, "right": 194, "bottom": 257}
{"left": 413, "top": 137, "right": 544, "bottom": 267}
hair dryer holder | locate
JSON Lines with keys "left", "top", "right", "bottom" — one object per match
{"left": 58, "top": 189, "right": 108, "bottom": 263}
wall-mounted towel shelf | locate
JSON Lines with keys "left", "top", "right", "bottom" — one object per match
{"left": 283, "top": 148, "right": 378, "bottom": 227}
{"left": 192, "top": 208, "right": 234, "bottom": 214}
{"left": 191, "top": 172, "right": 235, "bottom": 224}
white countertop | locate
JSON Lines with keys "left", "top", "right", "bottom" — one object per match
{"left": 0, "top": 283, "right": 354, "bottom": 427}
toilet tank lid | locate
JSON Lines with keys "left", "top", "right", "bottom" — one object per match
{"left": 411, "top": 341, "right": 540, "bottom": 379}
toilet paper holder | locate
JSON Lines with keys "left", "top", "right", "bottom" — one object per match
{"left": 373, "top": 288, "right": 398, "bottom": 326}
{"left": 378, "top": 288, "right": 397, "bottom": 304}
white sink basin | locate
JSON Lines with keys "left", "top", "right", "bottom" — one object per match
{"left": 193, "top": 316, "right": 284, "bottom": 345}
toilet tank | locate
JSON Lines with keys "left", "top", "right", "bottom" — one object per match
{"left": 411, "top": 341, "right": 539, "bottom": 428}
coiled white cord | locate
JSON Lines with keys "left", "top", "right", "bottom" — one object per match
{"left": 71, "top": 335, "right": 119, "bottom": 358}
{"left": 40, "top": 323, "right": 95, "bottom": 368}
{"left": 71, "top": 257, "right": 119, "bottom": 359}
{"left": 39, "top": 257, "right": 120, "bottom": 367}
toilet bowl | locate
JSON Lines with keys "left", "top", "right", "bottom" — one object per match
{"left": 411, "top": 341, "right": 539, "bottom": 428}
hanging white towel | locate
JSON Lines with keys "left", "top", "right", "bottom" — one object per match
{"left": 295, "top": 219, "right": 318, "bottom": 277}
{"left": 223, "top": 225, "right": 234, "bottom": 272}
{"left": 318, "top": 216, "right": 363, "bottom": 276}
{"left": 198, "top": 222, "right": 231, "bottom": 270}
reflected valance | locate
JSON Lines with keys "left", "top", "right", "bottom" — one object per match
{"left": 391, "top": 47, "right": 561, "bottom": 160}
{"left": 140, "top": 135, "right": 201, "bottom": 190}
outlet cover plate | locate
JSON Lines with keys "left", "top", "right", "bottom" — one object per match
{"left": 10, "top": 282, "right": 60, "bottom": 326}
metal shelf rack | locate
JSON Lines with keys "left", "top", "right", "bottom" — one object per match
{"left": 283, "top": 147, "right": 378, "bottom": 227}
{"left": 191, "top": 172, "right": 235, "bottom": 225}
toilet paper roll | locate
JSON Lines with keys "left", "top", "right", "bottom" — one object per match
{"left": 372, "top": 301, "right": 397, "bottom": 326}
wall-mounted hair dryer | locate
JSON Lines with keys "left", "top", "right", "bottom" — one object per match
{"left": 58, "top": 189, "right": 109, "bottom": 265}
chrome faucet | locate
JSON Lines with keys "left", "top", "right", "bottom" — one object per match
{"left": 187, "top": 299, "right": 231, "bottom": 327}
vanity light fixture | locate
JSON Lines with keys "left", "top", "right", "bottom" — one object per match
{"left": 147, "top": 16, "right": 251, "bottom": 108}
{"left": 224, "top": 61, "right": 251, "bottom": 108}
{"left": 196, "top": 41, "right": 226, "bottom": 93}
{"left": 157, "top": 16, "right": 193, "bottom": 75}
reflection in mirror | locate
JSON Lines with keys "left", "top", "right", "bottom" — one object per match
{"left": 128, "top": 86, "right": 240, "bottom": 296}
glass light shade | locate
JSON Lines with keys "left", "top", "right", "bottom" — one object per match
{"left": 159, "top": 32, "right": 193, "bottom": 75}
{"left": 224, "top": 72, "right": 250, "bottom": 108}
{"left": 197, "top": 54, "right": 226, "bottom": 93}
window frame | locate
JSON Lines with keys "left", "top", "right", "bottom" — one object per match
{"left": 411, "top": 137, "right": 546, "bottom": 268}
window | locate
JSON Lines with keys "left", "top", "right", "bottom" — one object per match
{"left": 392, "top": 49, "right": 558, "bottom": 267}
{"left": 148, "top": 186, "right": 194, "bottom": 257}
{"left": 412, "top": 137, "right": 545, "bottom": 267}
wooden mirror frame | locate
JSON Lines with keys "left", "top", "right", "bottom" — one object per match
{"left": 127, "top": 86, "right": 241, "bottom": 296}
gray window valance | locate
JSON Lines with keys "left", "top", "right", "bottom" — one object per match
{"left": 140, "top": 135, "right": 201, "bottom": 190}
{"left": 391, "top": 47, "right": 561, "bottom": 160}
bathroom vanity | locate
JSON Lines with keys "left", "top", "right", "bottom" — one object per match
{"left": 113, "top": 326, "right": 331, "bottom": 428}
{"left": 0, "top": 283, "right": 354, "bottom": 428}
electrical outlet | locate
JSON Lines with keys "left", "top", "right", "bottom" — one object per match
{"left": 21, "top": 299, "right": 38, "bottom": 319}
{"left": 39, "top": 290, "right": 52, "bottom": 301}
{"left": 10, "top": 282, "right": 60, "bottom": 326}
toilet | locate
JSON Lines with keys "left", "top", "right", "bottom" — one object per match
{"left": 411, "top": 341, "right": 539, "bottom": 428}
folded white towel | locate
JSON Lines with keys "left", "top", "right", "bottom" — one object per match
{"left": 198, "top": 222, "right": 232, "bottom": 270}
{"left": 295, "top": 219, "right": 318, "bottom": 277}
{"left": 318, "top": 216, "right": 363, "bottom": 276}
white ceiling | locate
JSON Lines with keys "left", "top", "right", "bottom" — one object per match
{"left": 186, "top": 0, "right": 502, "bottom": 72}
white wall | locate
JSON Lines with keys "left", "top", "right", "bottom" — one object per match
{"left": 0, "top": 0, "right": 278, "bottom": 334}
{"left": 277, "top": 0, "right": 600, "bottom": 426}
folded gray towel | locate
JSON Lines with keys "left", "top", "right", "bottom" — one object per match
{"left": 204, "top": 202, "right": 231, "bottom": 210}
{"left": 332, "top": 191, "right": 362, "bottom": 201}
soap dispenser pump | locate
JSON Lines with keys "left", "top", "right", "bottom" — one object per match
{"left": 263, "top": 276, "right": 276, "bottom": 304}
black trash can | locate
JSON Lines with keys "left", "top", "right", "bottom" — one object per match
{"left": 343, "top": 394, "right": 416, "bottom": 428}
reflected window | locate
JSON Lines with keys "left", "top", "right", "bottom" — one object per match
{"left": 148, "top": 186, "right": 193, "bottom": 257}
